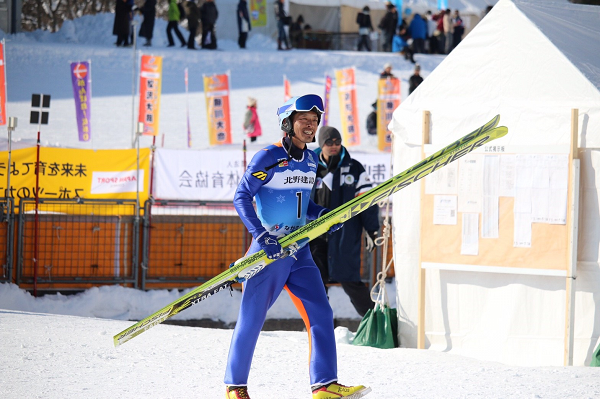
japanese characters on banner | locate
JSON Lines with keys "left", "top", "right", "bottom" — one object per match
{"left": 0, "top": 40, "right": 7, "bottom": 126}
{"left": 334, "top": 67, "right": 360, "bottom": 146}
{"left": 203, "top": 73, "right": 232, "bottom": 145}
{"left": 138, "top": 55, "right": 163, "bottom": 136}
{"left": 153, "top": 148, "right": 254, "bottom": 200}
{"left": 377, "top": 77, "right": 400, "bottom": 152}
{"left": 0, "top": 147, "right": 150, "bottom": 206}
{"left": 283, "top": 75, "right": 291, "bottom": 102}
{"left": 323, "top": 75, "right": 332, "bottom": 127}
{"left": 250, "top": 0, "right": 267, "bottom": 27}
{"left": 70, "top": 61, "right": 92, "bottom": 142}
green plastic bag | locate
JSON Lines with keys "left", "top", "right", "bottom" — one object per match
{"left": 591, "top": 341, "right": 600, "bottom": 367}
{"left": 352, "top": 304, "right": 399, "bottom": 349}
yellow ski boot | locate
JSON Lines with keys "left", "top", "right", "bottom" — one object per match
{"left": 226, "top": 385, "right": 250, "bottom": 399}
{"left": 312, "top": 382, "right": 371, "bottom": 399}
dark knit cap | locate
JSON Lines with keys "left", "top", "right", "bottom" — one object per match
{"left": 318, "top": 126, "right": 342, "bottom": 148}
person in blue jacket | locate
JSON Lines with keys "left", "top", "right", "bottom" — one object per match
{"left": 408, "top": 13, "right": 427, "bottom": 54}
{"left": 225, "top": 94, "right": 371, "bottom": 399}
{"left": 310, "top": 126, "right": 380, "bottom": 317}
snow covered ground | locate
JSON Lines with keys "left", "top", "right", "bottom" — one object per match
{"left": 1, "top": 10, "right": 600, "bottom": 399}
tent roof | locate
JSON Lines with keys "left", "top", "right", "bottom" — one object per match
{"left": 390, "top": 0, "right": 600, "bottom": 148}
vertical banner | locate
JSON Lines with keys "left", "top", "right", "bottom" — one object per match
{"left": 284, "top": 75, "right": 291, "bottom": 102}
{"left": 250, "top": 0, "right": 267, "bottom": 27}
{"left": 203, "top": 73, "right": 232, "bottom": 145}
{"left": 0, "top": 40, "right": 6, "bottom": 126}
{"left": 138, "top": 54, "right": 163, "bottom": 136}
{"left": 185, "top": 68, "right": 192, "bottom": 148}
{"left": 323, "top": 74, "right": 332, "bottom": 127}
{"left": 334, "top": 67, "right": 360, "bottom": 146}
{"left": 377, "top": 77, "right": 400, "bottom": 152}
{"left": 70, "top": 61, "right": 92, "bottom": 142}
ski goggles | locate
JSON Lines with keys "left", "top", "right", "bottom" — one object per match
{"left": 277, "top": 94, "right": 325, "bottom": 117}
{"left": 324, "top": 138, "right": 342, "bottom": 146}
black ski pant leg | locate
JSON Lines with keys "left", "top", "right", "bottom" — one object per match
{"left": 166, "top": 21, "right": 175, "bottom": 46}
{"left": 340, "top": 281, "right": 374, "bottom": 317}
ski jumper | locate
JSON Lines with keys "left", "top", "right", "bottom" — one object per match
{"left": 225, "top": 139, "right": 338, "bottom": 387}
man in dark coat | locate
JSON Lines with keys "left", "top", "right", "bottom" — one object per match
{"left": 138, "top": 0, "right": 156, "bottom": 46}
{"left": 113, "top": 0, "right": 132, "bottom": 47}
{"left": 184, "top": 0, "right": 200, "bottom": 49}
{"left": 378, "top": 3, "right": 398, "bottom": 52}
{"left": 237, "top": 0, "right": 251, "bottom": 49}
{"left": 200, "top": 0, "right": 219, "bottom": 49}
{"left": 310, "top": 126, "right": 380, "bottom": 317}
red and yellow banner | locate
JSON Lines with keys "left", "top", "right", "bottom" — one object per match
{"left": 284, "top": 75, "right": 291, "bottom": 102}
{"left": 0, "top": 40, "right": 7, "bottom": 126}
{"left": 377, "top": 77, "right": 401, "bottom": 152}
{"left": 203, "top": 73, "right": 232, "bottom": 145}
{"left": 138, "top": 55, "right": 163, "bottom": 136}
{"left": 334, "top": 67, "right": 360, "bottom": 146}
{"left": 323, "top": 75, "right": 332, "bottom": 127}
{"left": 0, "top": 147, "right": 150, "bottom": 209}
{"left": 250, "top": 0, "right": 267, "bottom": 27}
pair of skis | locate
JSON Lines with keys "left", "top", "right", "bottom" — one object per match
{"left": 114, "top": 115, "right": 508, "bottom": 347}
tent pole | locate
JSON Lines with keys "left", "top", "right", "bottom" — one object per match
{"left": 564, "top": 108, "right": 579, "bottom": 366}
{"left": 418, "top": 110, "right": 431, "bottom": 350}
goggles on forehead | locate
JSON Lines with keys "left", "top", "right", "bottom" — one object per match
{"left": 277, "top": 94, "right": 325, "bottom": 117}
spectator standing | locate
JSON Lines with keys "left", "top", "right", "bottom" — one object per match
{"left": 452, "top": 10, "right": 465, "bottom": 50}
{"left": 243, "top": 97, "right": 261, "bottom": 143}
{"left": 184, "top": 0, "right": 200, "bottom": 49}
{"left": 200, "top": 0, "right": 219, "bottom": 49}
{"left": 289, "top": 15, "right": 305, "bottom": 49}
{"left": 224, "top": 94, "right": 370, "bottom": 399}
{"left": 310, "top": 126, "right": 380, "bottom": 317}
{"left": 433, "top": 9, "right": 445, "bottom": 53}
{"left": 366, "top": 101, "right": 377, "bottom": 136}
{"left": 166, "top": 0, "right": 186, "bottom": 47}
{"left": 425, "top": 10, "right": 438, "bottom": 54}
{"left": 356, "top": 6, "right": 373, "bottom": 52}
{"left": 138, "top": 0, "right": 156, "bottom": 47}
{"left": 443, "top": 9, "right": 454, "bottom": 54}
{"left": 113, "top": 0, "right": 132, "bottom": 47}
{"left": 237, "top": 0, "right": 251, "bottom": 49}
{"left": 378, "top": 3, "right": 398, "bottom": 52}
{"left": 380, "top": 62, "right": 394, "bottom": 78}
{"left": 274, "top": 0, "right": 290, "bottom": 50}
{"left": 408, "top": 63, "right": 423, "bottom": 94}
{"left": 408, "top": 13, "right": 427, "bottom": 54}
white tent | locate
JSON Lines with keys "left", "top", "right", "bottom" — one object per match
{"left": 389, "top": 0, "right": 600, "bottom": 367}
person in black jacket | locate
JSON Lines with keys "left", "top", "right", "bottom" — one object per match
{"left": 310, "top": 126, "right": 380, "bottom": 317}
{"left": 237, "top": 0, "right": 251, "bottom": 49}
{"left": 409, "top": 64, "right": 424, "bottom": 94}
{"left": 366, "top": 101, "right": 377, "bottom": 135}
{"left": 200, "top": 0, "right": 219, "bottom": 49}
{"left": 184, "top": 0, "right": 200, "bottom": 49}
{"left": 356, "top": 6, "right": 373, "bottom": 51}
{"left": 378, "top": 3, "right": 398, "bottom": 52}
{"left": 113, "top": 0, "right": 132, "bottom": 47}
{"left": 274, "top": 0, "right": 290, "bottom": 50}
{"left": 138, "top": 0, "right": 156, "bottom": 46}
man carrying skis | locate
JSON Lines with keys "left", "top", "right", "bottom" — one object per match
{"left": 225, "top": 94, "right": 371, "bottom": 399}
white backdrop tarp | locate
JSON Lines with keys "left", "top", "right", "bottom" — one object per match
{"left": 389, "top": 0, "right": 600, "bottom": 366}
{"left": 153, "top": 148, "right": 391, "bottom": 201}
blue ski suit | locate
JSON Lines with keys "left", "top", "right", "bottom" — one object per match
{"left": 225, "top": 139, "right": 338, "bottom": 387}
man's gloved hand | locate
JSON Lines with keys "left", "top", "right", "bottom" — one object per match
{"left": 365, "top": 230, "right": 378, "bottom": 252}
{"left": 328, "top": 223, "right": 343, "bottom": 234}
{"left": 257, "top": 232, "right": 283, "bottom": 260}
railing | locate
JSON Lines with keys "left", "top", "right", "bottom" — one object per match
{"left": 0, "top": 198, "right": 14, "bottom": 283}
{"left": 16, "top": 198, "right": 139, "bottom": 290}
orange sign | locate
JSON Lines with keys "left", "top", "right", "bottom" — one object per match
{"left": 284, "top": 76, "right": 291, "bottom": 102}
{"left": 335, "top": 68, "right": 360, "bottom": 146}
{"left": 138, "top": 55, "right": 163, "bottom": 136}
{"left": 377, "top": 77, "right": 400, "bottom": 152}
{"left": 203, "top": 73, "right": 232, "bottom": 145}
{"left": 0, "top": 40, "right": 7, "bottom": 126}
